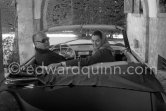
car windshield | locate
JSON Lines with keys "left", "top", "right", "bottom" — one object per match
{"left": 46, "top": 25, "right": 125, "bottom": 46}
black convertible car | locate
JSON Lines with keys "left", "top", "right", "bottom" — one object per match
{"left": 0, "top": 25, "right": 166, "bottom": 111}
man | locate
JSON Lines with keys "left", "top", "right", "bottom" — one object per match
{"left": 32, "top": 31, "right": 66, "bottom": 66}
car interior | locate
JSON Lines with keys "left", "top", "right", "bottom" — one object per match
{"left": 5, "top": 27, "right": 140, "bottom": 87}
{"left": 5, "top": 41, "right": 139, "bottom": 86}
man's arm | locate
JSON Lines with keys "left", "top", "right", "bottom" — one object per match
{"left": 52, "top": 52, "right": 66, "bottom": 62}
{"left": 65, "top": 49, "right": 103, "bottom": 67}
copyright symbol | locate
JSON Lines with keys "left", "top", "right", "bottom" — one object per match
{"left": 8, "top": 62, "right": 20, "bottom": 75}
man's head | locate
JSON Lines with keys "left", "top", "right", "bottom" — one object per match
{"left": 32, "top": 31, "right": 50, "bottom": 50}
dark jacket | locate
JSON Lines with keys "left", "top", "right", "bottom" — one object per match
{"left": 66, "top": 48, "right": 115, "bottom": 67}
{"left": 35, "top": 48, "right": 66, "bottom": 66}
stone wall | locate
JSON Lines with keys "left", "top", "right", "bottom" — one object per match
{"left": 149, "top": 18, "right": 166, "bottom": 68}
{"left": 127, "top": 14, "right": 147, "bottom": 62}
{"left": 127, "top": 12, "right": 166, "bottom": 70}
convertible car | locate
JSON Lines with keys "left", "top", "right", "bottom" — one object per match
{"left": 0, "top": 25, "right": 166, "bottom": 111}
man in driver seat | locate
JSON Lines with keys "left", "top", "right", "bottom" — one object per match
{"left": 32, "top": 31, "right": 66, "bottom": 66}
{"left": 48, "top": 30, "right": 115, "bottom": 68}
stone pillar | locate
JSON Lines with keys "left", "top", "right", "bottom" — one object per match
{"left": 34, "top": 0, "right": 42, "bottom": 32}
{"left": 17, "top": 0, "right": 35, "bottom": 65}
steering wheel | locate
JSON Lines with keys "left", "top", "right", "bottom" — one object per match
{"left": 50, "top": 43, "right": 76, "bottom": 59}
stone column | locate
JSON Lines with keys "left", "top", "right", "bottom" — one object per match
{"left": 34, "top": 0, "right": 42, "bottom": 32}
{"left": 17, "top": 0, "right": 35, "bottom": 65}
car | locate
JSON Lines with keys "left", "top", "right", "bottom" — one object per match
{"left": 0, "top": 25, "right": 166, "bottom": 111}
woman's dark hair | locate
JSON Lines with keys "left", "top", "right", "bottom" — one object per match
{"left": 92, "top": 30, "right": 103, "bottom": 39}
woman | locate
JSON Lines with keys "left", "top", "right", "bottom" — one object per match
{"left": 48, "top": 30, "right": 115, "bottom": 68}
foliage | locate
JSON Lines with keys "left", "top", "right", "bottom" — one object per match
{"left": 2, "top": 36, "right": 14, "bottom": 66}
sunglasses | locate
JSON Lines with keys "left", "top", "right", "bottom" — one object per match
{"left": 35, "top": 38, "right": 49, "bottom": 43}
